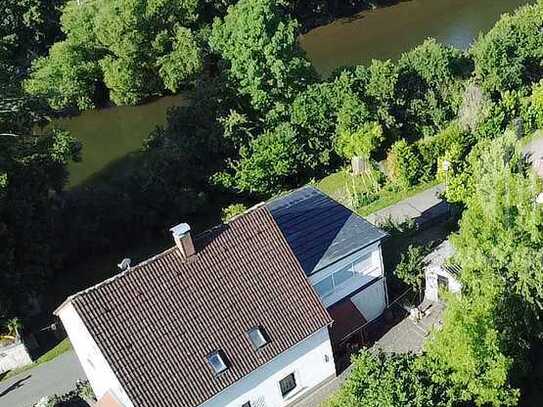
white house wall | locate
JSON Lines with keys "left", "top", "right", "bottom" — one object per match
{"left": 308, "top": 243, "right": 385, "bottom": 309}
{"left": 425, "top": 266, "right": 462, "bottom": 302}
{"left": 199, "top": 327, "right": 335, "bottom": 407}
{"left": 58, "top": 303, "right": 133, "bottom": 407}
{"left": 350, "top": 278, "right": 387, "bottom": 322}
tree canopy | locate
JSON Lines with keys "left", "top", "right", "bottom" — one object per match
{"left": 25, "top": 0, "right": 204, "bottom": 109}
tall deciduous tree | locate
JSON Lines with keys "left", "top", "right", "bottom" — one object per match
{"left": 209, "top": 0, "right": 316, "bottom": 117}
{"left": 1, "top": 69, "right": 80, "bottom": 317}
{"left": 25, "top": 0, "right": 203, "bottom": 109}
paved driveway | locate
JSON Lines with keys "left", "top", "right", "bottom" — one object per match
{"left": 0, "top": 351, "right": 85, "bottom": 407}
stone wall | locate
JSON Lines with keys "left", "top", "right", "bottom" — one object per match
{"left": 0, "top": 341, "right": 33, "bottom": 374}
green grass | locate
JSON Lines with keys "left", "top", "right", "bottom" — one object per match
{"left": 357, "top": 180, "right": 440, "bottom": 216}
{"left": 0, "top": 338, "right": 72, "bottom": 382}
{"left": 316, "top": 168, "right": 439, "bottom": 216}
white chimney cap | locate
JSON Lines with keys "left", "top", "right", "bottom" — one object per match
{"left": 170, "top": 223, "right": 191, "bottom": 237}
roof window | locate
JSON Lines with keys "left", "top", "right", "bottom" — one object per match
{"left": 247, "top": 326, "right": 269, "bottom": 350}
{"left": 207, "top": 351, "right": 229, "bottom": 375}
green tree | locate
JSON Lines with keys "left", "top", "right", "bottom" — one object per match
{"left": 394, "top": 244, "right": 426, "bottom": 301}
{"left": 209, "top": 0, "right": 316, "bottom": 116}
{"left": 326, "top": 351, "right": 445, "bottom": 407}
{"left": 386, "top": 140, "right": 422, "bottom": 189}
{"left": 335, "top": 122, "right": 384, "bottom": 161}
{"left": 26, "top": 0, "right": 203, "bottom": 109}
{"left": 472, "top": 2, "right": 543, "bottom": 94}
{"left": 0, "top": 0, "right": 65, "bottom": 68}
{"left": 24, "top": 40, "right": 100, "bottom": 110}
{"left": 224, "top": 123, "right": 301, "bottom": 194}
{"left": 424, "top": 275, "right": 519, "bottom": 407}
{"left": 157, "top": 26, "right": 203, "bottom": 93}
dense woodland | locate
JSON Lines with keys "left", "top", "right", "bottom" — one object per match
{"left": 3, "top": 0, "right": 543, "bottom": 404}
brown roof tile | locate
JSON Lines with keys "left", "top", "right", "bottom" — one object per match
{"left": 70, "top": 207, "right": 331, "bottom": 407}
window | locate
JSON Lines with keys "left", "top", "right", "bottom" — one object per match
{"left": 279, "top": 372, "right": 297, "bottom": 397}
{"left": 437, "top": 275, "right": 449, "bottom": 292}
{"left": 315, "top": 275, "right": 334, "bottom": 297}
{"left": 333, "top": 265, "right": 354, "bottom": 286}
{"left": 248, "top": 327, "right": 269, "bottom": 349}
{"left": 207, "top": 351, "right": 228, "bottom": 375}
{"left": 352, "top": 253, "right": 372, "bottom": 274}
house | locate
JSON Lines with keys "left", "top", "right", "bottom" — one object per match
{"left": 424, "top": 240, "right": 462, "bottom": 302}
{"left": 55, "top": 186, "right": 388, "bottom": 407}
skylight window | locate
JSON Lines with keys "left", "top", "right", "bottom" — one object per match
{"left": 207, "top": 351, "right": 229, "bottom": 375}
{"left": 247, "top": 326, "right": 269, "bottom": 350}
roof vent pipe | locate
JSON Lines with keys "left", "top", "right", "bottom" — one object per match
{"left": 117, "top": 258, "right": 131, "bottom": 271}
{"left": 170, "top": 223, "right": 195, "bottom": 258}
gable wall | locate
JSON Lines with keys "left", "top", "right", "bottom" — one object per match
{"left": 57, "top": 303, "right": 133, "bottom": 407}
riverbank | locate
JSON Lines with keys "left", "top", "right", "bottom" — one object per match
{"left": 300, "top": 0, "right": 532, "bottom": 76}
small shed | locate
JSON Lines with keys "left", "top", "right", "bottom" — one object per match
{"left": 424, "top": 240, "right": 462, "bottom": 302}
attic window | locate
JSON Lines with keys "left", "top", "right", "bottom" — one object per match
{"left": 247, "top": 326, "right": 269, "bottom": 350}
{"left": 207, "top": 351, "right": 229, "bottom": 375}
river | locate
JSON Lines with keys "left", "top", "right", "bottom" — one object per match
{"left": 57, "top": 0, "right": 532, "bottom": 187}
{"left": 300, "top": 0, "right": 532, "bottom": 77}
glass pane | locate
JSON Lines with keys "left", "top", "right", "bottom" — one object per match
{"left": 280, "top": 373, "right": 297, "bottom": 397}
{"left": 208, "top": 352, "right": 227, "bottom": 374}
{"left": 314, "top": 276, "right": 334, "bottom": 297}
{"left": 333, "top": 266, "right": 353, "bottom": 287}
{"left": 352, "top": 253, "right": 372, "bottom": 274}
{"left": 248, "top": 327, "right": 268, "bottom": 349}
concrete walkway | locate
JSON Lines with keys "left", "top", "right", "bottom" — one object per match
{"left": 0, "top": 351, "right": 85, "bottom": 407}
{"left": 366, "top": 184, "right": 447, "bottom": 226}
{"left": 373, "top": 301, "right": 444, "bottom": 354}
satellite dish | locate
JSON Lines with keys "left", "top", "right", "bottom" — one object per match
{"left": 117, "top": 258, "right": 131, "bottom": 271}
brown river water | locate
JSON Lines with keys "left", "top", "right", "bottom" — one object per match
{"left": 54, "top": 0, "right": 532, "bottom": 187}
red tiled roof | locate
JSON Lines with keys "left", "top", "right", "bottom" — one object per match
{"left": 69, "top": 207, "right": 331, "bottom": 407}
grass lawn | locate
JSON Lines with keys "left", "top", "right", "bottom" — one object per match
{"left": 0, "top": 338, "right": 72, "bottom": 382}
{"left": 316, "top": 168, "right": 439, "bottom": 216}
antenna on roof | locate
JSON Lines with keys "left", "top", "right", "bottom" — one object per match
{"left": 117, "top": 258, "right": 131, "bottom": 271}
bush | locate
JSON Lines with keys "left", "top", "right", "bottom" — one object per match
{"left": 386, "top": 140, "right": 422, "bottom": 189}
{"left": 221, "top": 203, "right": 248, "bottom": 222}
{"left": 377, "top": 216, "right": 417, "bottom": 238}
{"left": 335, "top": 122, "right": 384, "bottom": 161}
{"left": 416, "top": 122, "right": 472, "bottom": 180}
{"left": 395, "top": 244, "right": 427, "bottom": 301}
{"left": 34, "top": 380, "right": 95, "bottom": 407}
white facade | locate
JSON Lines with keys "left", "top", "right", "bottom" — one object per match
{"left": 0, "top": 341, "right": 32, "bottom": 374}
{"left": 309, "top": 243, "right": 387, "bottom": 322}
{"left": 425, "top": 267, "right": 462, "bottom": 302}
{"left": 424, "top": 240, "right": 462, "bottom": 302}
{"left": 59, "top": 301, "right": 333, "bottom": 407}
{"left": 199, "top": 327, "right": 335, "bottom": 407}
{"left": 56, "top": 303, "right": 133, "bottom": 407}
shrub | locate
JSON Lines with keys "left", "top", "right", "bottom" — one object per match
{"left": 416, "top": 122, "right": 472, "bottom": 180}
{"left": 221, "top": 203, "right": 248, "bottom": 222}
{"left": 395, "top": 244, "right": 427, "bottom": 301}
{"left": 378, "top": 216, "right": 417, "bottom": 237}
{"left": 530, "top": 80, "right": 543, "bottom": 129}
{"left": 386, "top": 140, "right": 422, "bottom": 189}
{"left": 335, "top": 122, "right": 384, "bottom": 161}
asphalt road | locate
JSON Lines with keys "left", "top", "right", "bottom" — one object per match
{"left": 0, "top": 351, "right": 85, "bottom": 407}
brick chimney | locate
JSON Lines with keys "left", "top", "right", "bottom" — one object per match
{"left": 170, "top": 223, "right": 195, "bottom": 258}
